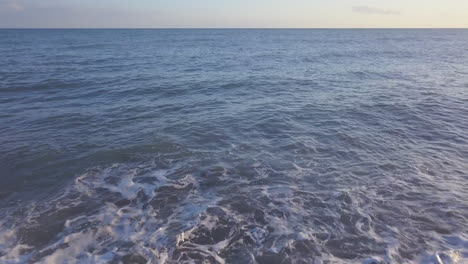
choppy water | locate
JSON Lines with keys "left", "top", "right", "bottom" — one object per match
{"left": 1, "top": 29, "right": 468, "bottom": 264}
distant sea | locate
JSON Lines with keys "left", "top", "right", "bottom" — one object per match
{"left": 0, "top": 29, "right": 467, "bottom": 264}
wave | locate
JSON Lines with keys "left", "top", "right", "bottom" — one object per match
{"left": 1, "top": 160, "right": 466, "bottom": 264}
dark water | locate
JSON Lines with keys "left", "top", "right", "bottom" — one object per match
{"left": 1, "top": 29, "right": 468, "bottom": 264}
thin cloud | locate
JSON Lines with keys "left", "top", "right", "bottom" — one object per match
{"left": 352, "top": 6, "right": 400, "bottom": 16}
{"left": 0, "top": 1, "right": 23, "bottom": 11}
{"left": 8, "top": 2, "right": 23, "bottom": 11}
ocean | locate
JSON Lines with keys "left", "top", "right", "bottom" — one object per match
{"left": 0, "top": 29, "right": 467, "bottom": 264}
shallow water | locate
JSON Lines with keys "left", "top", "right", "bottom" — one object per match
{"left": 0, "top": 29, "right": 468, "bottom": 264}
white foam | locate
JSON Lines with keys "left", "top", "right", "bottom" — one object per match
{"left": 2, "top": 161, "right": 467, "bottom": 264}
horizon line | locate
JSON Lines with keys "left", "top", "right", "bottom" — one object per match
{"left": 1, "top": 27, "right": 468, "bottom": 30}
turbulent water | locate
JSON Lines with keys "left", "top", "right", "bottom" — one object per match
{"left": 0, "top": 29, "right": 468, "bottom": 264}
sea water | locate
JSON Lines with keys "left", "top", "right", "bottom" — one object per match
{"left": 0, "top": 29, "right": 467, "bottom": 263}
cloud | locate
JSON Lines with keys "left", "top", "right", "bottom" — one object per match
{"left": 0, "top": 1, "right": 23, "bottom": 11}
{"left": 352, "top": 6, "right": 400, "bottom": 16}
{"left": 7, "top": 2, "right": 23, "bottom": 11}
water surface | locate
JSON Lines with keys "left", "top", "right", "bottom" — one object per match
{"left": 0, "top": 29, "right": 468, "bottom": 264}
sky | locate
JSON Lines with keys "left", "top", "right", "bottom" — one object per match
{"left": 0, "top": 0, "right": 467, "bottom": 28}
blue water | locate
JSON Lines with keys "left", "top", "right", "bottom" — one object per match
{"left": 1, "top": 29, "right": 468, "bottom": 264}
